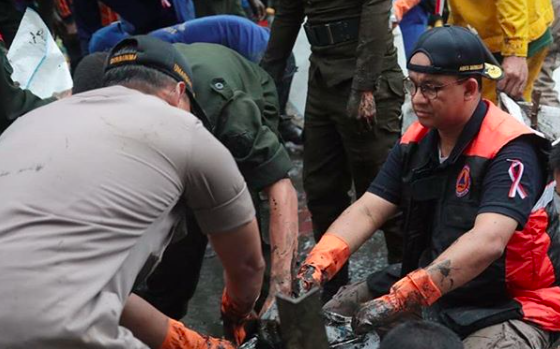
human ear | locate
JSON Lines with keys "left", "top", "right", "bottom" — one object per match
{"left": 463, "top": 78, "right": 479, "bottom": 101}
{"left": 175, "top": 81, "right": 186, "bottom": 99}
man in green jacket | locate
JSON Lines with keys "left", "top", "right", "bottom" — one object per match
{"left": 133, "top": 42, "right": 299, "bottom": 324}
{"left": 260, "top": 0, "right": 405, "bottom": 301}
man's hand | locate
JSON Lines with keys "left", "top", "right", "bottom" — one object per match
{"left": 351, "top": 269, "right": 441, "bottom": 334}
{"left": 347, "top": 89, "right": 376, "bottom": 132}
{"left": 164, "top": 319, "right": 236, "bottom": 349}
{"left": 351, "top": 296, "right": 402, "bottom": 335}
{"left": 292, "top": 234, "right": 351, "bottom": 297}
{"left": 121, "top": 294, "right": 236, "bottom": 349}
{"left": 249, "top": 0, "right": 266, "bottom": 20}
{"left": 497, "top": 56, "right": 528, "bottom": 100}
{"left": 294, "top": 264, "right": 324, "bottom": 297}
{"left": 53, "top": 89, "right": 72, "bottom": 100}
{"left": 221, "top": 288, "right": 257, "bottom": 345}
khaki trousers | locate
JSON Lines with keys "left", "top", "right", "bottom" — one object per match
{"left": 463, "top": 320, "right": 551, "bottom": 349}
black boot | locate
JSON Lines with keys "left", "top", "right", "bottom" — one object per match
{"left": 279, "top": 115, "right": 303, "bottom": 145}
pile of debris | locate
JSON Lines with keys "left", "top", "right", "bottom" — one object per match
{"left": 242, "top": 289, "right": 380, "bottom": 349}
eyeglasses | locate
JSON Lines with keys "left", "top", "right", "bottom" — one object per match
{"left": 404, "top": 77, "right": 468, "bottom": 100}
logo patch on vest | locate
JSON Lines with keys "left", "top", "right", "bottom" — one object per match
{"left": 456, "top": 165, "right": 471, "bottom": 197}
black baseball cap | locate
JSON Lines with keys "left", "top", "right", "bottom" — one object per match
{"left": 105, "top": 35, "right": 211, "bottom": 128}
{"left": 407, "top": 25, "right": 504, "bottom": 80}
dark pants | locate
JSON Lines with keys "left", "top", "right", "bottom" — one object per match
{"left": 275, "top": 53, "right": 297, "bottom": 116}
{"left": 134, "top": 212, "right": 207, "bottom": 319}
{"left": 303, "top": 66, "right": 404, "bottom": 301}
{"left": 135, "top": 194, "right": 271, "bottom": 319}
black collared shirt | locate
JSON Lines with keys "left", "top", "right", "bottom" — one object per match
{"left": 369, "top": 100, "right": 544, "bottom": 227}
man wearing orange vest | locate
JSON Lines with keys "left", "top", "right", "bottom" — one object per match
{"left": 294, "top": 26, "right": 560, "bottom": 348}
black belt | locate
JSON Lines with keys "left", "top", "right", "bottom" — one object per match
{"left": 304, "top": 18, "right": 360, "bottom": 47}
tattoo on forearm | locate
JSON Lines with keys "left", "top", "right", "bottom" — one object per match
{"left": 427, "top": 259, "right": 456, "bottom": 290}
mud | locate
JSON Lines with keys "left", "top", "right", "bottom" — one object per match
{"left": 237, "top": 310, "right": 380, "bottom": 349}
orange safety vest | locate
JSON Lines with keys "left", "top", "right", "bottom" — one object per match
{"left": 398, "top": 101, "right": 560, "bottom": 336}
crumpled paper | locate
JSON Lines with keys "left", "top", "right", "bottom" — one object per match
{"left": 7, "top": 8, "right": 73, "bottom": 98}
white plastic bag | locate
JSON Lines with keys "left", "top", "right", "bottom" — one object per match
{"left": 7, "top": 8, "right": 73, "bottom": 98}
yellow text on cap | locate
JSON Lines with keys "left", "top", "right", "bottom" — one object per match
{"left": 110, "top": 53, "right": 138, "bottom": 65}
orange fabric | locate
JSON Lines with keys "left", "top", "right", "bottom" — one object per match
{"left": 399, "top": 121, "right": 430, "bottom": 145}
{"left": 297, "top": 233, "right": 351, "bottom": 290}
{"left": 506, "top": 207, "right": 560, "bottom": 331}
{"left": 56, "top": 0, "right": 73, "bottom": 18}
{"left": 463, "top": 101, "right": 534, "bottom": 158}
{"left": 159, "top": 319, "right": 235, "bottom": 349}
{"left": 400, "top": 101, "right": 535, "bottom": 152}
{"left": 393, "top": 0, "right": 421, "bottom": 22}
{"left": 99, "top": 3, "right": 119, "bottom": 26}
{"left": 384, "top": 269, "right": 442, "bottom": 310}
{"left": 220, "top": 289, "right": 254, "bottom": 345}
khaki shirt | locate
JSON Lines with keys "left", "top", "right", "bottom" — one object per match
{"left": 0, "top": 86, "right": 254, "bottom": 348}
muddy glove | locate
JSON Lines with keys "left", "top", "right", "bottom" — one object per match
{"left": 294, "top": 234, "right": 350, "bottom": 296}
{"left": 160, "top": 318, "right": 235, "bottom": 349}
{"left": 221, "top": 288, "right": 257, "bottom": 345}
{"left": 351, "top": 269, "right": 441, "bottom": 335}
{"left": 347, "top": 89, "right": 376, "bottom": 133}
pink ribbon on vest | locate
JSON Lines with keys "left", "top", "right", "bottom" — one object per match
{"left": 507, "top": 159, "right": 527, "bottom": 199}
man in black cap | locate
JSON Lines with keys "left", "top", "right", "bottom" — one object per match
{"left": 0, "top": 35, "right": 264, "bottom": 349}
{"left": 290, "top": 26, "right": 560, "bottom": 348}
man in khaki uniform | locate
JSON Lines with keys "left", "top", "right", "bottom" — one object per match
{"left": 0, "top": 36, "right": 264, "bottom": 349}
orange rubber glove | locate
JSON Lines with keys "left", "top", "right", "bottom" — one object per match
{"left": 296, "top": 233, "right": 351, "bottom": 295}
{"left": 352, "top": 269, "right": 442, "bottom": 334}
{"left": 159, "top": 318, "right": 235, "bottom": 349}
{"left": 393, "top": 0, "right": 421, "bottom": 22}
{"left": 221, "top": 288, "right": 257, "bottom": 345}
